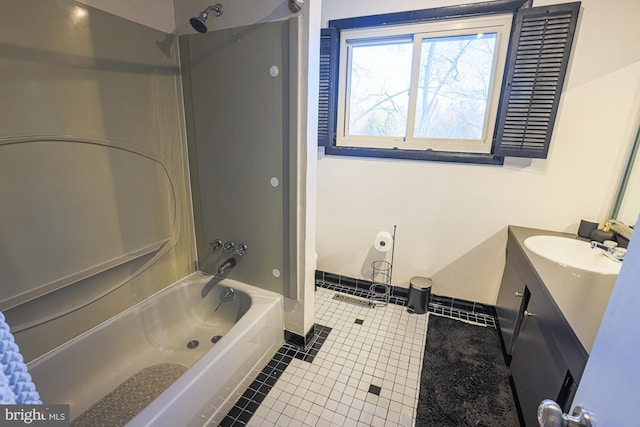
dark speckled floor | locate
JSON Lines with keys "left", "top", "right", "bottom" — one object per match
{"left": 416, "top": 315, "right": 521, "bottom": 426}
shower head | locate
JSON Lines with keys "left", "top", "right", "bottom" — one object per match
{"left": 189, "top": 4, "right": 223, "bottom": 33}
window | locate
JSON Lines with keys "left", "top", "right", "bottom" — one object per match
{"left": 338, "top": 15, "right": 511, "bottom": 154}
{"left": 319, "top": 1, "right": 582, "bottom": 164}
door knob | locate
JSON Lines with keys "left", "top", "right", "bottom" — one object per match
{"left": 515, "top": 291, "right": 524, "bottom": 298}
{"left": 538, "top": 399, "right": 595, "bottom": 427}
{"left": 524, "top": 310, "right": 536, "bottom": 317}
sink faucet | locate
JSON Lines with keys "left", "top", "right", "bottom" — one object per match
{"left": 591, "top": 240, "right": 626, "bottom": 262}
{"left": 217, "top": 257, "right": 237, "bottom": 275}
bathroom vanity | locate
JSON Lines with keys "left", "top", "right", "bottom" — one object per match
{"left": 497, "top": 226, "right": 618, "bottom": 427}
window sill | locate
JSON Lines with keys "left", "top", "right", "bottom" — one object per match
{"left": 324, "top": 145, "right": 504, "bottom": 165}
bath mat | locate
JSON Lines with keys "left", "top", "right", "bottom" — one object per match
{"left": 416, "top": 315, "right": 521, "bottom": 427}
{"left": 71, "top": 363, "right": 187, "bottom": 427}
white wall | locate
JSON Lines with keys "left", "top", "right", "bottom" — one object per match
{"left": 77, "top": 0, "right": 176, "bottom": 32}
{"left": 317, "top": 0, "right": 640, "bottom": 304}
{"left": 174, "top": 0, "right": 309, "bottom": 34}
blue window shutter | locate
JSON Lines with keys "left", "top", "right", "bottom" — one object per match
{"left": 494, "top": 2, "right": 581, "bottom": 158}
{"left": 318, "top": 28, "right": 338, "bottom": 147}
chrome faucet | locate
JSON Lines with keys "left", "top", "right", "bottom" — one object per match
{"left": 209, "top": 239, "right": 223, "bottom": 252}
{"left": 591, "top": 240, "right": 626, "bottom": 262}
{"left": 214, "top": 287, "right": 236, "bottom": 311}
{"left": 217, "top": 257, "right": 237, "bottom": 275}
{"left": 214, "top": 240, "right": 248, "bottom": 276}
{"left": 235, "top": 243, "right": 248, "bottom": 256}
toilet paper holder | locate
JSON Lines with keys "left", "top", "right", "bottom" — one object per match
{"left": 370, "top": 225, "right": 396, "bottom": 307}
{"left": 374, "top": 231, "right": 393, "bottom": 252}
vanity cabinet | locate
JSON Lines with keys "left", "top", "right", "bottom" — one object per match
{"left": 510, "top": 295, "right": 569, "bottom": 427}
{"left": 497, "top": 227, "right": 589, "bottom": 427}
{"left": 496, "top": 237, "right": 528, "bottom": 358}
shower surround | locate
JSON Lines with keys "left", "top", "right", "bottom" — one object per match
{"left": 0, "top": 0, "right": 320, "bottom": 422}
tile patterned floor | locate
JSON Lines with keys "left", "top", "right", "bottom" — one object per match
{"left": 246, "top": 288, "right": 429, "bottom": 426}
{"left": 221, "top": 327, "right": 334, "bottom": 426}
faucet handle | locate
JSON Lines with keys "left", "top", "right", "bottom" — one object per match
{"left": 223, "top": 241, "right": 236, "bottom": 252}
{"left": 236, "top": 243, "right": 248, "bottom": 256}
{"left": 613, "top": 247, "right": 627, "bottom": 260}
{"left": 209, "top": 239, "right": 223, "bottom": 252}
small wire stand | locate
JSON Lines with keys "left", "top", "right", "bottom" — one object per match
{"left": 369, "top": 225, "right": 397, "bottom": 307}
{"left": 370, "top": 260, "right": 391, "bottom": 307}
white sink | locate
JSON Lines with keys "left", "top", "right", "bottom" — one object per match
{"left": 524, "top": 235, "right": 622, "bottom": 275}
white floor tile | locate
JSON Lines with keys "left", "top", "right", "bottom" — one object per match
{"left": 249, "top": 288, "right": 428, "bottom": 426}
{"left": 319, "top": 407, "right": 334, "bottom": 422}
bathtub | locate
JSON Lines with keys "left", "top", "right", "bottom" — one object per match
{"left": 28, "top": 272, "right": 284, "bottom": 426}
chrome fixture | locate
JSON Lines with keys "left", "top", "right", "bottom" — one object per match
{"left": 223, "top": 240, "right": 235, "bottom": 252}
{"left": 235, "top": 243, "right": 248, "bottom": 256}
{"left": 217, "top": 257, "right": 237, "bottom": 275}
{"left": 288, "top": 0, "right": 304, "bottom": 13}
{"left": 537, "top": 399, "right": 595, "bottom": 427}
{"left": 213, "top": 240, "right": 248, "bottom": 254}
{"left": 189, "top": 4, "right": 223, "bottom": 33}
{"left": 209, "top": 239, "right": 223, "bottom": 252}
{"left": 211, "top": 240, "right": 247, "bottom": 276}
{"left": 591, "top": 240, "right": 626, "bottom": 262}
{"left": 200, "top": 276, "right": 223, "bottom": 298}
{"left": 214, "top": 287, "right": 236, "bottom": 311}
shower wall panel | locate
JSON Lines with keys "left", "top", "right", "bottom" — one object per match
{"left": 0, "top": 0, "right": 195, "bottom": 361}
{"left": 183, "top": 18, "right": 299, "bottom": 296}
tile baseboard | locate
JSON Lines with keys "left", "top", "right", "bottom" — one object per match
{"left": 284, "top": 324, "right": 318, "bottom": 349}
{"left": 316, "top": 269, "right": 497, "bottom": 328}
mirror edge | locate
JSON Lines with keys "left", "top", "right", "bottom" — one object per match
{"left": 610, "top": 116, "right": 640, "bottom": 238}
{"left": 610, "top": 220, "right": 633, "bottom": 240}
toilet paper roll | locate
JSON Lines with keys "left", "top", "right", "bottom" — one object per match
{"left": 374, "top": 231, "right": 393, "bottom": 252}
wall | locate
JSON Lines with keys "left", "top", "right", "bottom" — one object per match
{"left": 183, "top": 19, "right": 296, "bottom": 295}
{"left": 77, "top": 0, "right": 176, "bottom": 33}
{"left": 174, "top": 0, "right": 320, "bottom": 337}
{"left": 317, "top": 0, "right": 640, "bottom": 304}
{"left": 1, "top": 0, "right": 195, "bottom": 361}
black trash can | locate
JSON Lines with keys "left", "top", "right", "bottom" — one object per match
{"left": 407, "top": 276, "right": 432, "bottom": 314}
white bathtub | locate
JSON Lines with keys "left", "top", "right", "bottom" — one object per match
{"left": 28, "top": 272, "right": 284, "bottom": 426}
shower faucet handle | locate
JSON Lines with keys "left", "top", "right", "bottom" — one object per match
{"left": 209, "top": 239, "right": 223, "bottom": 252}
{"left": 223, "top": 241, "right": 236, "bottom": 252}
{"left": 236, "top": 243, "right": 248, "bottom": 256}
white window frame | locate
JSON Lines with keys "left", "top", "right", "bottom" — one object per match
{"left": 336, "top": 14, "right": 513, "bottom": 154}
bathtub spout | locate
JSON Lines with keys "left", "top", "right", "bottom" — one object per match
{"left": 217, "top": 257, "right": 237, "bottom": 275}
{"left": 201, "top": 276, "right": 223, "bottom": 298}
